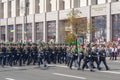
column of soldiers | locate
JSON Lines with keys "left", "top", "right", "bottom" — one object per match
{"left": 0, "top": 42, "right": 110, "bottom": 72}
{"left": 0, "top": 42, "right": 67, "bottom": 67}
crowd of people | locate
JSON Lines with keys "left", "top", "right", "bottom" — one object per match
{"left": 0, "top": 41, "right": 120, "bottom": 72}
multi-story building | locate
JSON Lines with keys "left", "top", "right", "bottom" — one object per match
{"left": 0, "top": 0, "right": 120, "bottom": 43}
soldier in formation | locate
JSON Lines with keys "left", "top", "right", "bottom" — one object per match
{"left": 0, "top": 42, "right": 111, "bottom": 72}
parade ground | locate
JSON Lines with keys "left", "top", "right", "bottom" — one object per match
{"left": 0, "top": 59, "right": 120, "bottom": 80}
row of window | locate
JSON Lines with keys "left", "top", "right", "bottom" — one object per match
{"left": 0, "top": 15, "right": 120, "bottom": 42}
{"left": 0, "top": 0, "right": 119, "bottom": 18}
{"left": 0, "top": 21, "right": 56, "bottom": 42}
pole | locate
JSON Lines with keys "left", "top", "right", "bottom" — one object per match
{"left": 76, "top": 28, "right": 78, "bottom": 54}
{"left": 24, "top": 1, "right": 29, "bottom": 42}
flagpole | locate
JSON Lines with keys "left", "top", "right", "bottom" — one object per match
{"left": 75, "top": 27, "right": 78, "bottom": 54}
{"left": 24, "top": 1, "right": 29, "bottom": 43}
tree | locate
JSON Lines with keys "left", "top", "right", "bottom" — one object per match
{"left": 64, "top": 33, "right": 76, "bottom": 44}
{"left": 63, "top": 9, "right": 80, "bottom": 44}
{"left": 63, "top": 9, "right": 98, "bottom": 43}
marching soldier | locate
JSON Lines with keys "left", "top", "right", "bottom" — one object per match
{"left": 77, "top": 45, "right": 84, "bottom": 70}
{"left": 37, "top": 46, "right": 43, "bottom": 67}
{"left": 66, "top": 46, "right": 72, "bottom": 67}
{"left": 0, "top": 43, "right": 3, "bottom": 66}
{"left": 91, "top": 45, "right": 100, "bottom": 70}
{"left": 1, "top": 43, "right": 7, "bottom": 67}
{"left": 57, "top": 44, "right": 62, "bottom": 64}
{"left": 51, "top": 45, "right": 57, "bottom": 64}
{"left": 46, "top": 45, "right": 52, "bottom": 64}
{"left": 62, "top": 44, "right": 67, "bottom": 64}
{"left": 7, "top": 43, "right": 13, "bottom": 66}
{"left": 69, "top": 45, "right": 79, "bottom": 70}
{"left": 23, "top": 43, "right": 30, "bottom": 65}
{"left": 99, "top": 46, "right": 109, "bottom": 70}
{"left": 17, "top": 43, "right": 24, "bottom": 66}
{"left": 31, "top": 43, "right": 38, "bottom": 65}
{"left": 82, "top": 45, "right": 94, "bottom": 72}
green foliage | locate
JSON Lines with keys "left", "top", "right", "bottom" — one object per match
{"left": 64, "top": 33, "right": 76, "bottom": 44}
{"left": 63, "top": 9, "right": 96, "bottom": 43}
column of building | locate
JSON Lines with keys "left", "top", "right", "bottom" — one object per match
{"left": 0, "top": 27, "right": 1, "bottom": 40}
{"left": 4, "top": 0, "right": 9, "bottom": 42}
{"left": 20, "top": 0, "right": 25, "bottom": 16}
{"left": 20, "top": 0, "right": 25, "bottom": 42}
{"left": 43, "top": 0, "right": 48, "bottom": 42}
{"left": 88, "top": 0, "right": 97, "bottom": 5}
{"left": 0, "top": 1, "right": 3, "bottom": 19}
{"left": 57, "top": 0, "right": 63, "bottom": 10}
{"left": 108, "top": 0, "right": 119, "bottom": 2}
{"left": 87, "top": 6, "right": 92, "bottom": 42}
{"left": 40, "top": 0, "right": 45, "bottom": 13}
{"left": 12, "top": 0, "right": 17, "bottom": 42}
{"left": 32, "top": 14, "right": 36, "bottom": 42}
{"left": 13, "top": 18, "right": 17, "bottom": 42}
{"left": 106, "top": 3, "right": 112, "bottom": 42}
{"left": 97, "top": 0, "right": 106, "bottom": 4}
{"left": 80, "top": 0, "right": 88, "bottom": 7}
{"left": 55, "top": 0, "right": 59, "bottom": 43}
{"left": 29, "top": 0, "right": 36, "bottom": 42}
{"left": 0, "top": 1, "right": 2, "bottom": 40}
{"left": 64, "top": 0, "right": 71, "bottom": 9}
{"left": 29, "top": 0, "right": 35, "bottom": 14}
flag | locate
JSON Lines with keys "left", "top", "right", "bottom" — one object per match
{"left": 10, "top": 30, "right": 14, "bottom": 32}
{"left": 76, "top": 36, "right": 84, "bottom": 53}
{"left": 76, "top": 37, "right": 80, "bottom": 46}
{"left": 9, "top": 27, "right": 14, "bottom": 32}
{"left": 24, "top": 32, "right": 27, "bottom": 34}
{"left": 9, "top": 27, "right": 14, "bottom": 30}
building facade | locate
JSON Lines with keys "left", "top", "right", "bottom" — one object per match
{"left": 0, "top": 0, "right": 120, "bottom": 42}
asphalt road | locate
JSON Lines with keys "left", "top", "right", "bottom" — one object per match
{"left": 0, "top": 60, "right": 120, "bottom": 80}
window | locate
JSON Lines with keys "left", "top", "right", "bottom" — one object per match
{"left": 80, "top": 0, "right": 87, "bottom": 7}
{"left": 25, "top": 23, "right": 32, "bottom": 41}
{"left": 47, "top": 21, "right": 56, "bottom": 42}
{"left": 95, "top": 0, "right": 98, "bottom": 4}
{"left": 62, "top": 0, "right": 65, "bottom": 10}
{"left": 16, "top": 0, "right": 20, "bottom": 16}
{"left": 92, "top": 16, "right": 106, "bottom": 42}
{"left": 8, "top": 25, "right": 14, "bottom": 42}
{"left": 49, "top": 2, "right": 52, "bottom": 12}
{"left": 0, "top": 3, "right": 4, "bottom": 18}
{"left": 35, "top": 0, "right": 40, "bottom": 13}
{"left": 112, "top": 14, "right": 120, "bottom": 41}
{"left": 0, "top": 26, "right": 5, "bottom": 41}
{"left": 25, "top": 0, "right": 30, "bottom": 15}
{"left": 8, "top": 1, "right": 12, "bottom": 17}
{"left": 16, "top": 24, "right": 22, "bottom": 41}
{"left": 35, "top": 22, "right": 43, "bottom": 41}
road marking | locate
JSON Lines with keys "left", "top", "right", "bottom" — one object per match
{"left": 5, "top": 78, "right": 15, "bottom": 80}
{"left": 50, "top": 65, "right": 120, "bottom": 75}
{"left": 55, "top": 65, "right": 68, "bottom": 68}
{"left": 101, "top": 71, "right": 120, "bottom": 74}
{"left": 49, "top": 65, "right": 75, "bottom": 69}
{"left": 113, "top": 61, "right": 120, "bottom": 63}
{"left": 53, "top": 73, "right": 87, "bottom": 79}
{"left": 12, "top": 67, "right": 20, "bottom": 69}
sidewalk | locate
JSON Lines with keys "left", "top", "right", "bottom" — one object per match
{"left": 106, "top": 57, "right": 120, "bottom": 61}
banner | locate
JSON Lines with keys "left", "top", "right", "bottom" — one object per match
{"left": 76, "top": 36, "right": 84, "bottom": 45}
{"left": 76, "top": 36, "right": 84, "bottom": 53}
